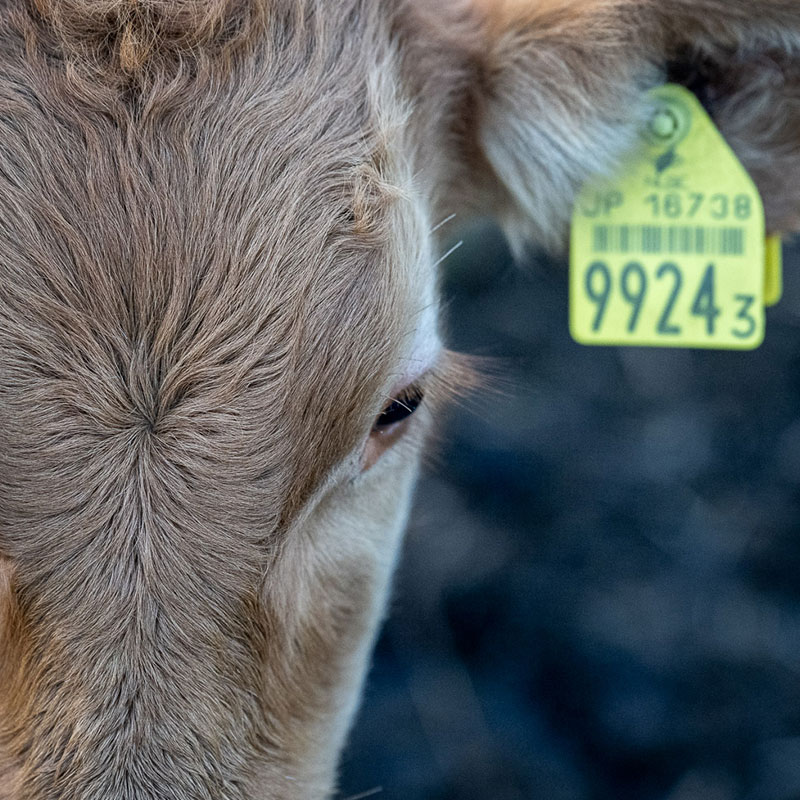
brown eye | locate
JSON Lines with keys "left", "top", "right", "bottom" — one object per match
{"left": 362, "top": 383, "right": 428, "bottom": 471}
{"left": 373, "top": 386, "right": 424, "bottom": 431}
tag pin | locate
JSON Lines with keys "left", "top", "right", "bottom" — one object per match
{"left": 645, "top": 96, "right": 691, "bottom": 148}
{"left": 650, "top": 108, "right": 680, "bottom": 141}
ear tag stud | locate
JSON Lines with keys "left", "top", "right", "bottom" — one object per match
{"left": 570, "top": 84, "right": 772, "bottom": 350}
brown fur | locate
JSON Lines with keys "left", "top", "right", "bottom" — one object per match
{"left": 31, "top": 0, "right": 258, "bottom": 73}
{"left": 0, "top": 1, "right": 797, "bottom": 798}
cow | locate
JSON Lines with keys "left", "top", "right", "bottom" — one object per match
{"left": 0, "top": 0, "right": 797, "bottom": 797}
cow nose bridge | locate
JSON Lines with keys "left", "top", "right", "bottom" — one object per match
{"left": 0, "top": 369, "right": 287, "bottom": 794}
{"left": 8, "top": 629, "right": 268, "bottom": 798}
{"left": 2, "top": 537, "right": 271, "bottom": 799}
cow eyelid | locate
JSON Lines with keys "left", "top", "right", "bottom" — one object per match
{"left": 373, "top": 384, "right": 424, "bottom": 431}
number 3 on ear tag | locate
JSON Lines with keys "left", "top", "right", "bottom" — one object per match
{"left": 570, "top": 84, "right": 770, "bottom": 350}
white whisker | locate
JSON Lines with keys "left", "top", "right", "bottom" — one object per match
{"left": 433, "top": 239, "right": 464, "bottom": 268}
{"left": 342, "top": 788, "right": 384, "bottom": 800}
{"left": 430, "top": 212, "right": 457, "bottom": 234}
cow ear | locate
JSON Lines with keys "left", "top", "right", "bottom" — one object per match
{"left": 397, "top": 0, "right": 800, "bottom": 250}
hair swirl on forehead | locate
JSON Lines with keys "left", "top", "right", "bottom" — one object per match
{"left": 30, "top": 0, "right": 262, "bottom": 73}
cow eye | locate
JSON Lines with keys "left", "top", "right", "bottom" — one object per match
{"left": 373, "top": 385, "right": 424, "bottom": 431}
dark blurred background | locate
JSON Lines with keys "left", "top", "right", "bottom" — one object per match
{"left": 338, "top": 224, "right": 800, "bottom": 800}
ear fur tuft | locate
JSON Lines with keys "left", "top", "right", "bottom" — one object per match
{"left": 473, "top": 0, "right": 660, "bottom": 252}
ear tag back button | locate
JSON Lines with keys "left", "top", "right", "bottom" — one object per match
{"left": 570, "top": 84, "right": 768, "bottom": 350}
{"left": 765, "top": 235, "right": 783, "bottom": 308}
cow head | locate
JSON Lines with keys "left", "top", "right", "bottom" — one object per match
{"left": 0, "top": 1, "right": 797, "bottom": 797}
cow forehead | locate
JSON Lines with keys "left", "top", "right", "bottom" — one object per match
{"left": 0, "top": 4, "right": 428, "bottom": 568}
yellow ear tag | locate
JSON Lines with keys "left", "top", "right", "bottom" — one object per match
{"left": 570, "top": 84, "right": 767, "bottom": 350}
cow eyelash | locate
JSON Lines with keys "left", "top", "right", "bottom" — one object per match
{"left": 373, "top": 385, "right": 425, "bottom": 431}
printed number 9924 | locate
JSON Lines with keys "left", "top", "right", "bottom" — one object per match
{"left": 584, "top": 260, "right": 758, "bottom": 341}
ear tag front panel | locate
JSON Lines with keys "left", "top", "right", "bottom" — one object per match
{"left": 570, "top": 84, "right": 767, "bottom": 350}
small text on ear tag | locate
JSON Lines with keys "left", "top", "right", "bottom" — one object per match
{"left": 570, "top": 84, "right": 769, "bottom": 350}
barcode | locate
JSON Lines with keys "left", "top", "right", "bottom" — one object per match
{"left": 592, "top": 225, "right": 746, "bottom": 256}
